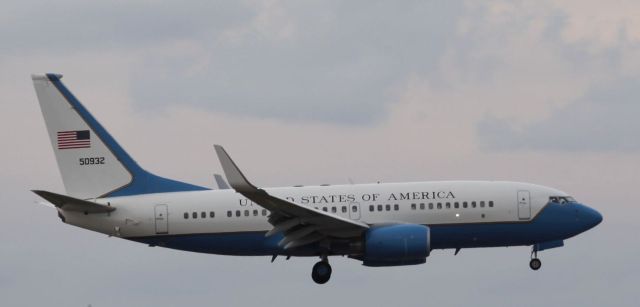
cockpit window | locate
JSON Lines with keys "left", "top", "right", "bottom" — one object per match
{"left": 549, "top": 196, "right": 577, "bottom": 204}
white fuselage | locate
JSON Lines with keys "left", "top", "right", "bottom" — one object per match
{"left": 61, "top": 181, "right": 565, "bottom": 243}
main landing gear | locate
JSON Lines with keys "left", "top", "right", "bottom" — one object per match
{"left": 529, "top": 248, "right": 542, "bottom": 271}
{"left": 311, "top": 256, "right": 332, "bottom": 284}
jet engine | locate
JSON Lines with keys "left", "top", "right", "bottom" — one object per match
{"left": 362, "top": 224, "right": 431, "bottom": 267}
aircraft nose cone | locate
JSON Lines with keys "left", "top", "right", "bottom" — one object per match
{"left": 581, "top": 205, "right": 603, "bottom": 229}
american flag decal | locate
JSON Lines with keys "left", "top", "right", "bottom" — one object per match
{"left": 57, "top": 130, "right": 91, "bottom": 149}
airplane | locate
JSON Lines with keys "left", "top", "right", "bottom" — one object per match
{"left": 31, "top": 73, "right": 602, "bottom": 284}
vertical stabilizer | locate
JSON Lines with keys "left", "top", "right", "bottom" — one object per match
{"left": 32, "top": 73, "right": 208, "bottom": 199}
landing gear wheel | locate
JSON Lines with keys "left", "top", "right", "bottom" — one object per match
{"left": 311, "top": 261, "right": 332, "bottom": 284}
{"left": 529, "top": 258, "right": 542, "bottom": 270}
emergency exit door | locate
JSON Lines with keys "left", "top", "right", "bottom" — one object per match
{"left": 154, "top": 204, "right": 169, "bottom": 234}
{"left": 517, "top": 191, "right": 531, "bottom": 220}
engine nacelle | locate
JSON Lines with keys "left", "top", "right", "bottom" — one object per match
{"left": 362, "top": 224, "right": 430, "bottom": 267}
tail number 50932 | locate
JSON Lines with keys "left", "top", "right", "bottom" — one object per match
{"left": 79, "top": 157, "right": 105, "bottom": 165}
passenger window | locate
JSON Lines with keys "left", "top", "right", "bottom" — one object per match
{"left": 446, "top": 202, "right": 451, "bottom": 209}
{"left": 227, "top": 211, "right": 232, "bottom": 217}
{"left": 420, "top": 203, "right": 426, "bottom": 210}
{"left": 411, "top": 203, "right": 416, "bottom": 210}
{"left": 236, "top": 210, "right": 241, "bottom": 217}
{"left": 428, "top": 203, "right": 433, "bottom": 210}
{"left": 253, "top": 210, "right": 258, "bottom": 216}
{"left": 472, "top": 201, "right": 476, "bottom": 208}
{"left": 322, "top": 207, "right": 328, "bottom": 212}
{"left": 385, "top": 204, "right": 391, "bottom": 211}
{"left": 480, "top": 201, "right": 485, "bottom": 208}
{"left": 343, "top": 206, "right": 348, "bottom": 213}
{"left": 352, "top": 206, "right": 358, "bottom": 212}
{"left": 463, "top": 202, "right": 468, "bottom": 208}
{"left": 489, "top": 201, "right": 494, "bottom": 207}
{"left": 454, "top": 202, "right": 459, "bottom": 209}
{"left": 201, "top": 212, "right": 206, "bottom": 218}
{"left": 331, "top": 207, "right": 337, "bottom": 213}
{"left": 437, "top": 203, "right": 442, "bottom": 209}
{"left": 244, "top": 210, "right": 249, "bottom": 217}
{"left": 262, "top": 209, "right": 267, "bottom": 216}
{"left": 394, "top": 204, "right": 399, "bottom": 211}
{"left": 378, "top": 205, "right": 383, "bottom": 211}
{"left": 192, "top": 212, "right": 197, "bottom": 219}
{"left": 369, "top": 205, "right": 374, "bottom": 212}
{"left": 210, "top": 211, "right": 215, "bottom": 218}
{"left": 184, "top": 212, "right": 189, "bottom": 219}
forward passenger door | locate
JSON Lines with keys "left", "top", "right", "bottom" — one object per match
{"left": 517, "top": 191, "right": 531, "bottom": 220}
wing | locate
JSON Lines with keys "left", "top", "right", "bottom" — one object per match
{"left": 214, "top": 145, "right": 368, "bottom": 250}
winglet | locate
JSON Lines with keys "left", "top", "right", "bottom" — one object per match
{"left": 213, "top": 174, "right": 230, "bottom": 189}
{"left": 214, "top": 145, "right": 259, "bottom": 193}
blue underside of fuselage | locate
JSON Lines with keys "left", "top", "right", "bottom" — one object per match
{"left": 128, "top": 203, "right": 591, "bottom": 256}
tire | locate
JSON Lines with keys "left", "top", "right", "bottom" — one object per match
{"left": 311, "top": 261, "right": 332, "bottom": 284}
{"left": 529, "top": 258, "right": 542, "bottom": 270}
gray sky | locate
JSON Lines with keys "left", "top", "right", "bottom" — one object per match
{"left": 1, "top": 1, "right": 638, "bottom": 306}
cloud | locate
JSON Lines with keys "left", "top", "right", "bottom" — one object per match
{"left": 0, "top": 1, "right": 252, "bottom": 55}
{"left": 428, "top": 0, "right": 640, "bottom": 153}
{"left": 550, "top": 0, "right": 640, "bottom": 52}
{"left": 477, "top": 77, "right": 640, "bottom": 151}
{"left": 0, "top": 0, "right": 469, "bottom": 124}
{"left": 126, "top": 1, "right": 468, "bottom": 124}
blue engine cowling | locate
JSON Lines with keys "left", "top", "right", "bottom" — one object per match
{"left": 363, "top": 224, "right": 430, "bottom": 267}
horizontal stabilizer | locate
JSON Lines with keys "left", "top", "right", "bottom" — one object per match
{"left": 32, "top": 190, "right": 115, "bottom": 214}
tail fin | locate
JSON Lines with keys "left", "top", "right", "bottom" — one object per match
{"left": 32, "top": 73, "right": 208, "bottom": 199}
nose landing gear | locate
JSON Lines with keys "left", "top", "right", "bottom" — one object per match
{"left": 311, "top": 256, "right": 332, "bottom": 284}
{"left": 529, "top": 258, "right": 542, "bottom": 270}
{"left": 529, "top": 248, "right": 542, "bottom": 270}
